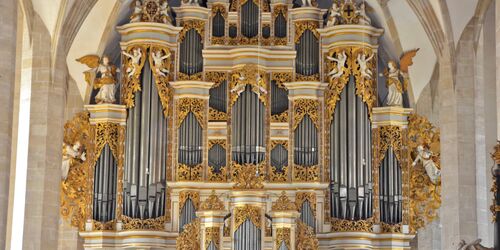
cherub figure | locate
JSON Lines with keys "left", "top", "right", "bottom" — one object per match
{"left": 255, "top": 73, "right": 268, "bottom": 94}
{"left": 61, "top": 141, "right": 86, "bottom": 181}
{"left": 412, "top": 145, "right": 441, "bottom": 184}
{"left": 326, "top": 50, "right": 347, "bottom": 80}
{"left": 357, "top": 52, "right": 374, "bottom": 79}
{"left": 152, "top": 49, "right": 171, "bottom": 77}
{"left": 230, "top": 72, "right": 247, "bottom": 95}
{"left": 327, "top": 3, "right": 342, "bottom": 26}
{"left": 123, "top": 47, "right": 142, "bottom": 79}
{"left": 159, "top": 1, "right": 171, "bottom": 24}
{"left": 355, "top": 2, "right": 371, "bottom": 25}
{"left": 130, "top": 0, "right": 143, "bottom": 23}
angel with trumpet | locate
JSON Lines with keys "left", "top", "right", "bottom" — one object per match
{"left": 383, "top": 49, "right": 419, "bottom": 106}
{"left": 77, "top": 55, "right": 119, "bottom": 104}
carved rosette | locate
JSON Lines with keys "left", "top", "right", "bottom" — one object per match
{"left": 234, "top": 205, "right": 261, "bottom": 232}
{"left": 295, "top": 192, "right": 316, "bottom": 217}
{"left": 272, "top": 192, "right": 297, "bottom": 211}
{"left": 176, "top": 219, "right": 200, "bottom": 250}
{"left": 60, "top": 112, "right": 91, "bottom": 230}
{"left": 200, "top": 191, "right": 225, "bottom": 211}
{"left": 407, "top": 113, "right": 441, "bottom": 232}
{"left": 208, "top": 140, "right": 228, "bottom": 182}
{"left": 179, "top": 191, "right": 200, "bottom": 212}
{"left": 296, "top": 220, "right": 319, "bottom": 249}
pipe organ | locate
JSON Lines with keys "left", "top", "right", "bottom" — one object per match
{"left": 62, "top": 0, "right": 443, "bottom": 249}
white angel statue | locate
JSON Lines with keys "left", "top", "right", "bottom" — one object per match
{"left": 384, "top": 61, "right": 404, "bottom": 106}
{"left": 327, "top": 3, "right": 341, "bottom": 26}
{"left": 123, "top": 47, "right": 142, "bottom": 79}
{"left": 357, "top": 53, "right": 374, "bottom": 79}
{"left": 130, "top": 0, "right": 143, "bottom": 23}
{"left": 412, "top": 145, "right": 441, "bottom": 184}
{"left": 326, "top": 51, "right": 347, "bottom": 80}
{"left": 61, "top": 141, "right": 86, "bottom": 181}
{"left": 159, "top": 1, "right": 171, "bottom": 24}
{"left": 355, "top": 2, "right": 371, "bottom": 25}
{"left": 230, "top": 72, "right": 247, "bottom": 95}
{"left": 152, "top": 50, "right": 171, "bottom": 77}
{"left": 77, "top": 55, "right": 119, "bottom": 104}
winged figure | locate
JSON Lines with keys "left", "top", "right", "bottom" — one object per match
{"left": 77, "top": 55, "right": 119, "bottom": 104}
{"left": 383, "top": 48, "right": 419, "bottom": 106}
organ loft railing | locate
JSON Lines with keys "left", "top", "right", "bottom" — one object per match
{"left": 61, "top": 0, "right": 443, "bottom": 249}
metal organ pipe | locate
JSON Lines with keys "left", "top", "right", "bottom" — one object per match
{"left": 92, "top": 144, "right": 117, "bottom": 222}
{"left": 379, "top": 148, "right": 402, "bottom": 224}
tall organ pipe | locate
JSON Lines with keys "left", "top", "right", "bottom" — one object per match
{"left": 379, "top": 148, "right": 402, "bottom": 224}
{"left": 123, "top": 62, "right": 167, "bottom": 219}
{"left": 93, "top": 144, "right": 117, "bottom": 222}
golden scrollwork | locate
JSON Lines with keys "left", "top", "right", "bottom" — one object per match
{"left": 205, "top": 71, "right": 228, "bottom": 88}
{"left": 60, "top": 112, "right": 91, "bottom": 230}
{"left": 295, "top": 73, "right": 320, "bottom": 82}
{"left": 276, "top": 228, "right": 291, "bottom": 250}
{"left": 208, "top": 140, "right": 228, "bottom": 181}
{"left": 296, "top": 220, "right": 319, "bottom": 250}
{"left": 177, "top": 163, "right": 203, "bottom": 181}
{"left": 380, "top": 222, "right": 402, "bottom": 233}
{"left": 272, "top": 5, "right": 288, "bottom": 45}
{"left": 200, "top": 190, "right": 225, "bottom": 211}
{"left": 234, "top": 205, "right": 261, "bottom": 231}
{"left": 122, "top": 45, "right": 148, "bottom": 108}
{"left": 330, "top": 217, "right": 374, "bottom": 232}
{"left": 492, "top": 142, "right": 500, "bottom": 221}
{"left": 493, "top": 142, "right": 500, "bottom": 164}
{"left": 179, "top": 191, "right": 200, "bottom": 211}
{"left": 271, "top": 112, "right": 288, "bottom": 123}
{"left": 407, "top": 113, "right": 441, "bottom": 232}
{"left": 149, "top": 46, "right": 173, "bottom": 116}
{"left": 229, "top": 64, "right": 268, "bottom": 107}
{"left": 178, "top": 71, "right": 203, "bottom": 81}
{"left": 352, "top": 47, "right": 377, "bottom": 117}
{"left": 93, "top": 220, "right": 115, "bottom": 230}
{"left": 211, "top": 5, "right": 227, "bottom": 45}
{"left": 295, "top": 192, "right": 316, "bottom": 216}
{"left": 293, "top": 165, "right": 319, "bottom": 182}
{"left": 292, "top": 99, "right": 319, "bottom": 130}
{"left": 271, "top": 72, "right": 292, "bottom": 88}
{"left": 232, "top": 162, "right": 265, "bottom": 189}
{"left": 179, "top": 20, "right": 205, "bottom": 42}
{"left": 176, "top": 98, "right": 205, "bottom": 129}
{"left": 272, "top": 191, "right": 297, "bottom": 211}
{"left": 121, "top": 215, "right": 167, "bottom": 230}
{"left": 294, "top": 21, "right": 319, "bottom": 44}
{"left": 209, "top": 107, "right": 228, "bottom": 121}
{"left": 176, "top": 218, "right": 200, "bottom": 250}
{"left": 270, "top": 140, "right": 289, "bottom": 182}
{"left": 205, "top": 227, "right": 220, "bottom": 249}
{"left": 375, "top": 126, "right": 403, "bottom": 166}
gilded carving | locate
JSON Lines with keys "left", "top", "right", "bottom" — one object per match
{"left": 272, "top": 5, "right": 288, "bottom": 45}
{"left": 200, "top": 190, "right": 225, "bottom": 211}
{"left": 295, "top": 192, "right": 316, "bottom": 216}
{"left": 208, "top": 140, "right": 228, "bottom": 181}
{"left": 176, "top": 98, "right": 205, "bottom": 129}
{"left": 60, "top": 112, "right": 91, "bottom": 230}
{"left": 93, "top": 220, "right": 115, "bottom": 231}
{"left": 380, "top": 222, "right": 402, "bottom": 233}
{"left": 375, "top": 126, "right": 403, "bottom": 167}
{"left": 293, "top": 165, "right": 319, "bottom": 182}
{"left": 205, "top": 227, "right": 220, "bottom": 249}
{"left": 229, "top": 64, "right": 268, "bottom": 107}
{"left": 271, "top": 72, "right": 292, "bottom": 88}
{"left": 177, "top": 163, "right": 203, "bottom": 181}
{"left": 179, "top": 191, "right": 200, "bottom": 212}
{"left": 234, "top": 205, "right": 261, "bottom": 231}
{"left": 407, "top": 113, "right": 441, "bottom": 232}
{"left": 294, "top": 21, "right": 319, "bottom": 44}
{"left": 178, "top": 71, "right": 203, "bottom": 81}
{"left": 179, "top": 20, "right": 205, "bottom": 42}
{"left": 276, "top": 228, "right": 291, "bottom": 250}
{"left": 292, "top": 99, "right": 319, "bottom": 130}
{"left": 270, "top": 140, "right": 289, "bottom": 182}
{"left": 296, "top": 220, "right": 319, "bottom": 250}
{"left": 122, "top": 215, "right": 167, "bottom": 230}
{"left": 149, "top": 46, "right": 173, "bottom": 116}
{"left": 120, "top": 46, "right": 148, "bottom": 108}
{"left": 205, "top": 71, "right": 228, "bottom": 88}
{"left": 272, "top": 191, "right": 297, "bottom": 211}
{"left": 330, "top": 217, "right": 373, "bottom": 232}
{"left": 211, "top": 5, "right": 227, "bottom": 45}
{"left": 176, "top": 219, "right": 200, "bottom": 250}
{"left": 232, "top": 162, "right": 265, "bottom": 189}
{"left": 271, "top": 111, "right": 288, "bottom": 123}
{"left": 491, "top": 142, "right": 500, "bottom": 221}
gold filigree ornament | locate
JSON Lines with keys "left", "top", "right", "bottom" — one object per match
{"left": 272, "top": 5, "right": 288, "bottom": 45}
{"left": 176, "top": 218, "right": 200, "bottom": 250}
{"left": 208, "top": 140, "right": 228, "bottom": 181}
{"left": 200, "top": 190, "right": 225, "bottom": 211}
{"left": 149, "top": 46, "right": 173, "bottom": 116}
{"left": 292, "top": 99, "right": 319, "bottom": 130}
{"left": 272, "top": 191, "right": 297, "bottom": 211}
{"left": 211, "top": 5, "right": 227, "bottom": 45}
{"left": 294, "top": 21, "right": 319, "bottom": 44}
{"left": 179, "top": 20, "right": 205, "bottom": 42}
{"left": 407, "top": 113, "right": 441, "bottom": 232}
{"left": 324, "top": 48, "right": 350, "bottom": 121}
{"left": 296, "top": 220, "right": 319, "bottom": 250}
{"left": 271, "top": 111, "right": 288, "bottom": 123}
{"left": 376, "top": 126, "right": 403, "bottom": 166}
{"left": 232, "top": 162, "right": 265, "bottom": 189}
{"left": 276, "top": 228, "right": 291, "bottom": 250}
{"left": 234, "top": 205, "right": 261, "bottom": 231}
{"left": 121, "top": 45, "right": 148, "bottom": 108}
{"left": 491, "top": 142, "right": 500, "bottom": 222}
{"left": 121, "top": 215, "right": 167, "bottom": 230}
{"left": 176, "top": 98, "right": 205, "bottom": 129}
{"left": 293, "top": 165, "right": 319, "bottom": 182}
{"left": 352, "top": 47, "right": 377, "bottom": 118}
{"left": 177, "top": 163, "right": 203, "bottom": 181}
{"left": 205, "top": 227, "right": 220, "bottom": 249}
{"left": 60, "top": 112, "right": 91, "bottom": 230}
{"left": 330, "top": 217, "right": 374, "bottom": 232}
{"left": 295, "top": 192, "right": 316, "bottom": 216}
{"left": 229, "top": 64, "right": 268, "bottom": 107}
{"left": 179, "top": 191, "right": 200, "bottom": 212}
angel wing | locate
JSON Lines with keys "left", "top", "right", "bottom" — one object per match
{"left": 399, "top": 48, "right": 419, "bottom": 73}
{"left": 76, "top": 55, "right": 100, "bottom": 68}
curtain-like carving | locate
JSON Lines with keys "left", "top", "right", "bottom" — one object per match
{"left": 179, "top": 29, "right": 203, "bottom": 76}
{"left": 232, "top": 86, "right": 266, "bottom": 164}
{"left": 179, "top": 198, "right": 197, "bottom": 232}
{"left": 124, "top": 62, "right": 167, "bottom": 219}
{"left": 209, "top": 144, "right": 226, "bottom": 173}
{"left": 300, "top": 200, "right": 316, "bottom": 231}
{"left": 271, "top": 80, "right": 288, "bottom": 116}
{"left": 294, "top": 115, "right": 318, "bottom": 166}
{"left": 295, "top": 29, "right": 319, "bottom": 76}
{"left": 234, "top": 219, "right": 261, "bottom": 250}
{"left": 274, "top": 13, "right": 286, "bottom": 38}
{"left": 329, "top": 77, "right": 372, "bottom": 221}
{"left": 210, "top": 80, "right": 227, "bottom": 113}
{"left": 241, "top": 0, "right": 259, "bottom": 38}
{"left": 93, "top": 144, "right": 117, "bottom": 222}
{"left": 379, "top": 147, "right": 402, "bottom": 224}
{"left": 212, "top": 11, "right": 225, "bottom": 37}
{"left": 178, "top": 112, "right": 203, "bottom": 166}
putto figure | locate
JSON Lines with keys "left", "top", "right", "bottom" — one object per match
{"left": 152, "top": 49, "right": 172, "bottom": 78}
{"left": 122, "top": 47, "right": 143, "bottom": 79}
{"left": 61, "top": 141, "right": 86, "bottom": 181}
{"left": 412, "top": 145, "right": 441, "bottom": 184}
{"left": 326, "top": 50, "right": 347, "bottom": 80}
{"left": 356, "top": 2, "right": 371, "bottom": 25}
{"left": 357, "top": 52, "right": 374, "bottom": 79}
{"left": 326, "top": 3, "right": 342, "bottom": 26}
{"left": 130, "top": 0, "right": 143, "bottom": 22}
{"left": 77, "top": 55, "right": 119, "bottom": 104}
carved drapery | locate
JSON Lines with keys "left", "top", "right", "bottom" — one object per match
{"left": 234, "top": 205, "right": 261, "bottom": 231}
{"left": 179, "top": 191, "right": 201, "bottom": 212}
{"left": 208, "top": 140, "right": 228, "bottom": 182}
{"left": 407, "top": 114, "right": 441, "bottom": 232}
{"left": 176, "top": 219, "right": 201, "bottom": 250}
{"left": 276, "top": 228, "right": 291, "bottom": 250}
{"left": 176, "top": 98, "right": 205, "bottom": 129}
{"left": 205, "top": 227, "right": 220, "bottom": 249}
{"left": 229, "top": 64, "right": 268, "bottom": 107}
{"left": 295, "top": 192, "right": 316, "bottom": 217}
